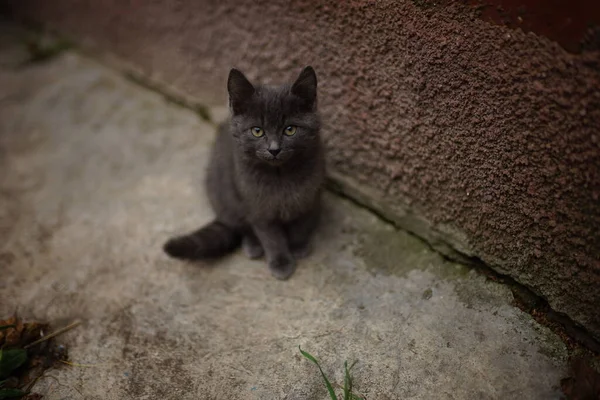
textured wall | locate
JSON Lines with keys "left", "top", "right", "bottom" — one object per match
{"left": 7, "top": 1, "right": 600, "bottom": 337}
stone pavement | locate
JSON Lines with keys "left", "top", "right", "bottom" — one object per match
{"left": 0, "top": 26, "right": 567, "bottom": 399}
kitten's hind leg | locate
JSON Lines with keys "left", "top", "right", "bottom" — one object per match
{"left": 242, "top": 232, "right": 264, "bottom": 259}
{"left": 286, "top": 209, "right": 320, "bottom": 260}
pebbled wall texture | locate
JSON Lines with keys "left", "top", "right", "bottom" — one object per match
{"left": 5, "top": 1, "right": 600, "bottom": 338}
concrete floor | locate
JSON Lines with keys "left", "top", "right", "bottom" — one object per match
{"left": 0, "top": 28, "right": 568, "bottom": 399}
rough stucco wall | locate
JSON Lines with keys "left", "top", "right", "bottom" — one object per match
{"left": 6, "top": 1, "right": 600, "bottom": 337}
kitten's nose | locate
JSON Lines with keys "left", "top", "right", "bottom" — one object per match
{"left": 268, "top": 148, "right": 281, "bottom": 157}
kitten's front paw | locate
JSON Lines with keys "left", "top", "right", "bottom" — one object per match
{"left": 242, "top": 235, "right": 264, "bottom": 259}
{"left": 268, "top": 254, "right": 296, "bottom": 280}
{"left": 291, "top": 242, "right": 312, "bottom": 260}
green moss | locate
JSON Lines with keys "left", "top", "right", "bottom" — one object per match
{"left": 22, "top": 32, "right": 73, "bottom": 65}
{"left": 193, "top": 104, "right": 211, "bottom": 122}
{"left": 353, "top": 221, "right": 469, "bottom": 280}
{"left": 536, "top": 335, "right": 568, "bottom": 362}
{"left": 123, "top": 71, "right": 212, "bottom": 123}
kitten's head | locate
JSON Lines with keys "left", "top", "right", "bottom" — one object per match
{"left": 227, "top": 66, "right": 320, "bottom": 166}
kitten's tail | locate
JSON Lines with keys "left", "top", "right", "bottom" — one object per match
{"left": 163, "top": 221, "right": 241, "bottom": 260}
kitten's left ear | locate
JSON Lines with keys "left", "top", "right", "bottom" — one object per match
{"left": 291, "top": 66, "right": 317, "bottom": 109}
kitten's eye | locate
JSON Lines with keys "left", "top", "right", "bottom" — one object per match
{"left": 251, "top": 127, "right": 264, "bottom": 137}
{"left": 284, "top": 126, "right": 297, "bottom": 136}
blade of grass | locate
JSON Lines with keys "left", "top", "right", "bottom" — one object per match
{"left": 343, "top": 361, "right": 350, "bottom": 400}
{"left": 0, "top": 349, "right": 27, "bottom": 379}
{"left": 0, "top": 326, "right": 16, "bottom": 332}
{"left": 346, "top": 361, "right": 362, "bottom": 400}
{"left": 23, "top": 320, "right": 81, "bottom": 349}
{"left": 0, "top": 388, "right": 27, "bottom": 399}
{"left": 299, "top": 346, "right": 338, "bottom": 400}
{"left": 333, "top": 383, "right": 365, "bottom": 400}
{"left": 348, "top": 360, "right": 358, "bottom": 371}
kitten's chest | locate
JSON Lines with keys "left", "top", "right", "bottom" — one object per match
{"left": 240, "top": 170, "right": 321, "bottom": 222}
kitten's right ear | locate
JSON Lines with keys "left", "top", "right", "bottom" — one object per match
{"left": 291, "top": 66, "right": 317, "bottom": 110}
{"left": 227, "top": 68, "right": 255, "bottom": 115}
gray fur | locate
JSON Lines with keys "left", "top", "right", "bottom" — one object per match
{"left": 164, "top": 66, "right": 325, "bottom": 280}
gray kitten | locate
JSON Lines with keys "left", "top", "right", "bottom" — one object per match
{"left": 163, "top": 66, "right": 325, "bottom": 280}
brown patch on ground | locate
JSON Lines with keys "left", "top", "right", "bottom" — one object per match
{"left": 561, "top": 356, "right": 600, "bottom": 400}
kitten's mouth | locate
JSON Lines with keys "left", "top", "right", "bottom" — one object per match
{"left": 257, "top": 151, "right": 290, "bottom": 166}
{"left": 263, "top": 156, "right": 284, "bottom": 166}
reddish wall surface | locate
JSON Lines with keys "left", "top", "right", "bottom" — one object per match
{"left": 467, "top": 0, "right": 600, "bottom": 53}
{"left": 6, "top": 1, "right": 600, "bottom": 337}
